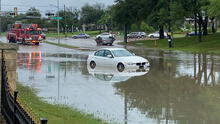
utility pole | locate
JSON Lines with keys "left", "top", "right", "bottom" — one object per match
{"left": 0, "top": 0, "right": 2, "bottom": 36}
{"left": 57, "top": 0, "right": 60, "bottom": 44}
{"left": 64, "top": 4, "right": 67, "bottom": 37}
{"left": 168, "top": 0, "right": 171, "bottom": 33}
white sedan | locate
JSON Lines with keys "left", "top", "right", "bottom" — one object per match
{"left": 87, "top": 48, "right": 150, "bottom": 72}
{"left": 148, "top": 32, "right": 167, "bottom": 38}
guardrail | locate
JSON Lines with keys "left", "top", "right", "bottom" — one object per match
{"left": 1, "top": 50, "right": 48, "bottom": 124}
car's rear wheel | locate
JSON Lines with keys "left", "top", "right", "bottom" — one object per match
{"left": 90, "top": 61, "right": 96, "bottom": 69}
{"left": 9, "top": 37, "right": 16, "bottom": 43}
{"left": 117, "top": 63, "right": 125, "bottom": 72}
{"left": 150, "top": 35, "right": 154, "bottom": 38}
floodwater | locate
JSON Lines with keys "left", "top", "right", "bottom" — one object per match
{"left": 17, "top": 48, "right": 220, "bottom": 124}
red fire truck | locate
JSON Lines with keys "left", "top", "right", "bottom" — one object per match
{"left": 6, "top": 23, "right": 44, "bottom": 45}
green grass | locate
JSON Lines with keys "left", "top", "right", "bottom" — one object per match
{"left": 44, "top": 41, "right": 79, "bottom": 49}
{"left": 173, "top": 33, "right": 186, "bottom": 38}
{"left": 46, "top": 31, "right": 101, "bottom": 38}
{"left": 121, "top": 33, "right": 220, "bottom": 54}
{"left": 17, "top": 83, "right": 108, "bottom": 124}
{"left": 0, "top": 32, "right": 6, "bottom": 36}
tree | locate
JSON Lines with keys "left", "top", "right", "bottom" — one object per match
{"left": 24, "top": 7, "right": 43, "bottom": 26}
{"left": 80, "top": 3, "right": 105, "bottom": 29}
{"left": 98, "top": 7, "right": 113, "bottom": 32}
{"left": 26, "top": 7, "right": 41, "bottom": 17}
{"left": 208, "top": 0, "right": 220, "bottom": 33}
{"left": 147, "top": 0, "right": 170, "bottom": 39}
{"left": 57, "top": 8, "right": 79, "bottom": 33}
{"left": 112, "top": 0, "right": 142, "bottom": 42}
{"left": 140, "top": 21, "right": 155, "bottom": 32}
{"left": 179, "top": 0, "right": 210, "bottom": 42}
{"left": 208, "top": 0, "right": 220, "bottom": 17}
{"left": 0, "top": 16, "right": 14, "bottom": 32}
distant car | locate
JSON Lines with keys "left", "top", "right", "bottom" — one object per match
{"left": 148, "top": 32, "right": 168, "bottom": 38}
{"left": 96, "top": 32, "right": 115, "bottom": 39}
{"left": 72, "top": 33, "right": 90, "bottom": 39}
{"left": 127, "top": 32, "right": 146, "bottom": 38}
{"left": 186, "top": 32, "right": 197, "bottom": 37}
{"left": 87, "top": 48, "right": 150, "bottom": 72}
{"left": 95, "top": 33, "right": 115, "bottom": 45}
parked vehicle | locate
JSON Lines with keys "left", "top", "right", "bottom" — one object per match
{"left": 127, "top": 32, "right": 146, "bottom": 38}
{"left": 72, "top": 33, "right": 90, "bottom": 39}
{"left": 186, "top": 31, "right": 197, "bottom": 37}
{"left": 148, "top": 32, "right": 168, "bottom": 38}
{"left": 6, "top": 23, "right": 44, "bottom": 45}
{"left": 87, "top": 48, "right": 150, "bottom": 72}
{"left": 95, "top": 33, "right": 115, "bottom": 45}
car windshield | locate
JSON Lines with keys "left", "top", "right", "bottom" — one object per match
{"left": 27, "top": 30, "right": 42, "bottom": 35}
{"left": 112, "top": 50, "right": 134, "bottom": 57}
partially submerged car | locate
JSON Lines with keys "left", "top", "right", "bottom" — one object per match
{"left": 95, "top": 33, "right": 115, "bottom": 45}
{"left": 87, "top": 48, "right": 150, "bottom": 72}
{"left": 72, "top": 33, "right": 90, "bottom": 39}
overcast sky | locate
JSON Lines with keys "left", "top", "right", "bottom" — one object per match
{"left": 2, "top": 0, "right": 115, "bottom": 14}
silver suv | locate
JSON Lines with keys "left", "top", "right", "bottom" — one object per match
{"left": 95, "top": 33, "right": 115, "bottom": 46}
{"left": 127, "top": 32, "right": 146, "bottom": 38}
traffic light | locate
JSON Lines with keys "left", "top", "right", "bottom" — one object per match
{"left": 9, "top": 12, "right": 15, "bottom": 16}
{"left": 45, "top": 12, "right": 55, "bottom": 16}
{"left": 14, "top": 7, "right": 18, "bottom": 16}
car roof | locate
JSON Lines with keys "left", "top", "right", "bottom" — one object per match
{"left": 101, "top": 33, "right": 109, "bottom": 34}
{"left": 97, "top": 48, "right": 126, "bottom": 51}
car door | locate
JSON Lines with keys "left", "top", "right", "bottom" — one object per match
{"left": 102, "top": 50, "right": 115, "bottom": 67}
{"left": 93, "top": 50, "right": 105, "bottom": 66}
{"left": 79, "top": 34, "right": 83, "bottom": 38}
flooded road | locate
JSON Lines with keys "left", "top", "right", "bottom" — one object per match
{"left": 16, "top": 45, "right": 220, "bottom": 124}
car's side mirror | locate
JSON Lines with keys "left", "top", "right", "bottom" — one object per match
{"left": 107, "top": 55, "right": 113, "bottom": 58}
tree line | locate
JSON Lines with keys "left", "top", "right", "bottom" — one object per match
{"left": 1, "top": 0, "right": 220, "bottom": 41}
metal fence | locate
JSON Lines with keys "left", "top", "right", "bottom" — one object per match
{"left": 1, "top": 51, "right": 48, "bottom": 124}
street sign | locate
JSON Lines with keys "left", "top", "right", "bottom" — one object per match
{"left": 51, "top": 17, "right": 63, "bottom": 20}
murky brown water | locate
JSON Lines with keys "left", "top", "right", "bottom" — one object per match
{"left": 17, "top": 48, "right": 220, "bottom": 124}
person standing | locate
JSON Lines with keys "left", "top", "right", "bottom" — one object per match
{"left": 167, "top": 32, "right": 173, "bottom": 48}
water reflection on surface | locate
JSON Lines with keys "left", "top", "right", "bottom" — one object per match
{"left": 87, "top": 65, "right": 150, "bottom": 83}
{"left": 17, "top": 49, "right": 220, "bottom": 124}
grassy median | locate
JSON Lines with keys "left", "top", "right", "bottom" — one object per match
{"left": 121, "top": 33, "right": 220, "bottom": 54}
{"left": 46, "top": 31, "right": 101, "bottom": 38}
{"left": 17, "top": 83, "right": 107, "bottom": 124}
{"left": 44, "top": 41, "right": 79, "bottom": 49}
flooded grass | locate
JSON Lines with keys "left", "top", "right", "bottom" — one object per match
{"left": 120, "top": 33, "right": 220, "bottom": 54}
{"left": 17, "top": 83, "right": 108, "bottom": 124}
